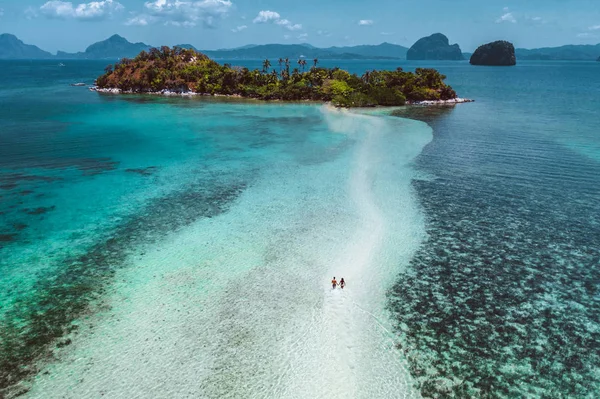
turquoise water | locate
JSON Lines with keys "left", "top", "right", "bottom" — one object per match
{"left": 1, "top": 59, "right": 599, "bottom": 398}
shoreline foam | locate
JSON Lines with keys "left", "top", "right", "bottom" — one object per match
{"left": 91, "top": 86, "right": 473, "bottom": 106}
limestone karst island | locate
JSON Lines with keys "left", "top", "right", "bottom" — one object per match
{"left": 470, "top": 41, "right": 517, "bottom": 66}
{"left": 94, "top": 46, "right": 466, "bottom": 107}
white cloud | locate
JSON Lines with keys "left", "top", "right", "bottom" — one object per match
{"left": 496, "top": 12, "right": 516, "bottom": 24}
{"left": 0, "top": 8, "right": 4, "bottom": 17}
{"left": 577, "top": 32, "right": 593, "bottom": 38}
{"left": 317, "top": 30, "right": 331, "bottom": 37}
{"left": 142, "top": 0, "right": 232, "bottom": 28}
{"left": 297, "top": 33, "right": 308, "bottom": 41}
{"left": 253, "top": 10, "right": 302, "bottom": 31}
{"left": 253, "top": 10, "right": 279, "bottom": 23}
{"left": 231, "top": 24, "right": 247, "bottom": 32}
{"left": 276, "top": 19, "right": 301, "bottom": 31}
{"left": 358, "top": 19, "right": 373, "bottom": 26}
{"left": 125, "top": 15, "right": 149, "bottom": 25}
{"left": 589, "top": 25, "right": 600, "bottom": 31}
{"left": 283, "top": 34, "right": 291, "bottom": 40}
{"left": 524, "top": 15, "right": 546, "bottom": 25}
{"left": 40, "top": 0, "right": 124, "bottom": 20}
{"left": 165, "top": 20, "right": 196, "bottom": 27}
{"left": 380, "top": 31, "right": 393, "bottom": 36}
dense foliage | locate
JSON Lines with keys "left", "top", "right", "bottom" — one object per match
{"left": 96, "top": 46, "right": 457, "bottom": 107}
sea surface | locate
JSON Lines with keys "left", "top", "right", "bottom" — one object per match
{"left": 0, "top": 59, "right": 599, "bottom": 398}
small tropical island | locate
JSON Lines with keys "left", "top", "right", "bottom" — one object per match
{"left": 94, "top": 46, "right": 469, "bottom": 107}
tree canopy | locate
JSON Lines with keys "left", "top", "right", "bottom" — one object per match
{"left": 96, "top": 46, "right": 458, "bottom": 107}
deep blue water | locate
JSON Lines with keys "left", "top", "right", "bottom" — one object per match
{"left": 1, "top": 58, "right": 599, "bottom": 398}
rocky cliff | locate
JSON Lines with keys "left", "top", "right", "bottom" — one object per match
{"left": 470, "top": 41, "right": 516, "bottom": 66}
{"left": 406, "top": 33, "right": 464, "bottom": 60}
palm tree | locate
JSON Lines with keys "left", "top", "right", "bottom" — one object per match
{"left": 300, "top": 59, "right": 307, "bottom": 72}
{"left": 278, "top": 58, "right": 284, "bottom": 72}
{"left": 313, "top": 58, "right": 318, "bottom": 69}
{"left": 262, "top": 59, "right": 271, "bottom": 73}
{"left": 362, "top": 70, "right": 371, "bottom": 84}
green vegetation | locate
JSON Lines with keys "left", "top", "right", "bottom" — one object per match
{"left": 96, "top": 46, "right": 458, "bottom": 107}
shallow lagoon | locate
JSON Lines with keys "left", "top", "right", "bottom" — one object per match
{"left": 1, "top": 59, "right": 599, "bottom": 398}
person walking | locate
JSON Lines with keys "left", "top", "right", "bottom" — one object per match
{"left": 331, "top": 277, "right": 337, "bottom": 289}
{"left": 340, "top": 278, "right": 345, "bottom": 289}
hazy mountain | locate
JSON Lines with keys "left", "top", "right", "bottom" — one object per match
{"left": 515, "top": 44, "right": 600, "bottom": 61}
{"left": 325, "top": 42, "right": 408, "bottom": 59}
{"left": 2, "top": 33, "right": 599, "bottom": 62}
{"left": 0, "top": 33, "right": 54, "bottom": 59}
{"left": 217, "top": 44, "right": 259, "bottom": 51}
{"left": 58, "top": 35, "right": 151, "bottom": 59}
{"left": 175, "top": 44, "right": 198, "bottom": 51}
{"left": 200, "top": 43, "right": 398, "bottom": 60}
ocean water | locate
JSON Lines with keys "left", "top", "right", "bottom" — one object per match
{"left": 0, "top": 59, "right": 599, "bottom": 398}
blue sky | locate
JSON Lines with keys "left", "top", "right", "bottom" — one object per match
{"left": 1, "top": 0, "right": 599, "bottom": 52}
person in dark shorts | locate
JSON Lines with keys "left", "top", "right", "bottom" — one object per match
{"left": 340, "top": 278, "right": 345, "bottom": 289}
{"left": 331, "top": 277, "right": 337, "bottom": 289}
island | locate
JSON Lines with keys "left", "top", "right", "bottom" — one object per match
{"left": 470, "top": 41, "right": 516, "bottom": 66}
{"left": 406, "top": 33, "right": 464, "bottom": 61}
{"left": 94, "top": 46, "right": 469, "bottom": 107}
{"left": 0, "top": 33, "right": 53, "bottom": 59}
{"left": 57, "top": 34, "right": 150, "bottom": 60}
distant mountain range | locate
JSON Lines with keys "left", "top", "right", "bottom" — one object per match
{"left": 0, "top": 34, "right": 406, "bottom": 60}
{"left": 172, "top": 42, "right": 407, "bottom": 59}
{"left": 56, "top": 34, "right": 150, "bottom": 59}
{"left": 1, "top": 33, "right": 600, "bottom": 61}
{"left": 515, "top": 44, "right": 600, "bottom": 61}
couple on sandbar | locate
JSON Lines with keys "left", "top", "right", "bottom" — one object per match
{"left": 331, "top": 277, "right": 345, "bottom": 289}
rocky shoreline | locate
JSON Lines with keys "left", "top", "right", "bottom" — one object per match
{"left": 90, "top": 87, "right": 473, "bottom": 106}
{"left": 410, "top": 97, "right": 474, "bottom": 105}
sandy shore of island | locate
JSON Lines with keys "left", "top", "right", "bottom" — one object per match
{"left": 90, "top": 87, "right": 473, "bottom": 106}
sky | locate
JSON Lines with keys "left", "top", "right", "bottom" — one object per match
{"left": 1, "top": 0, "right": 600, "bottom": 53}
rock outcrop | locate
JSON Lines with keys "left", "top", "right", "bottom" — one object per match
{"left": 406, "top": 33, "right": 464, "bottom": 60}
{"left": 470, "top": 41, "right": 516, "bottom": 66}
